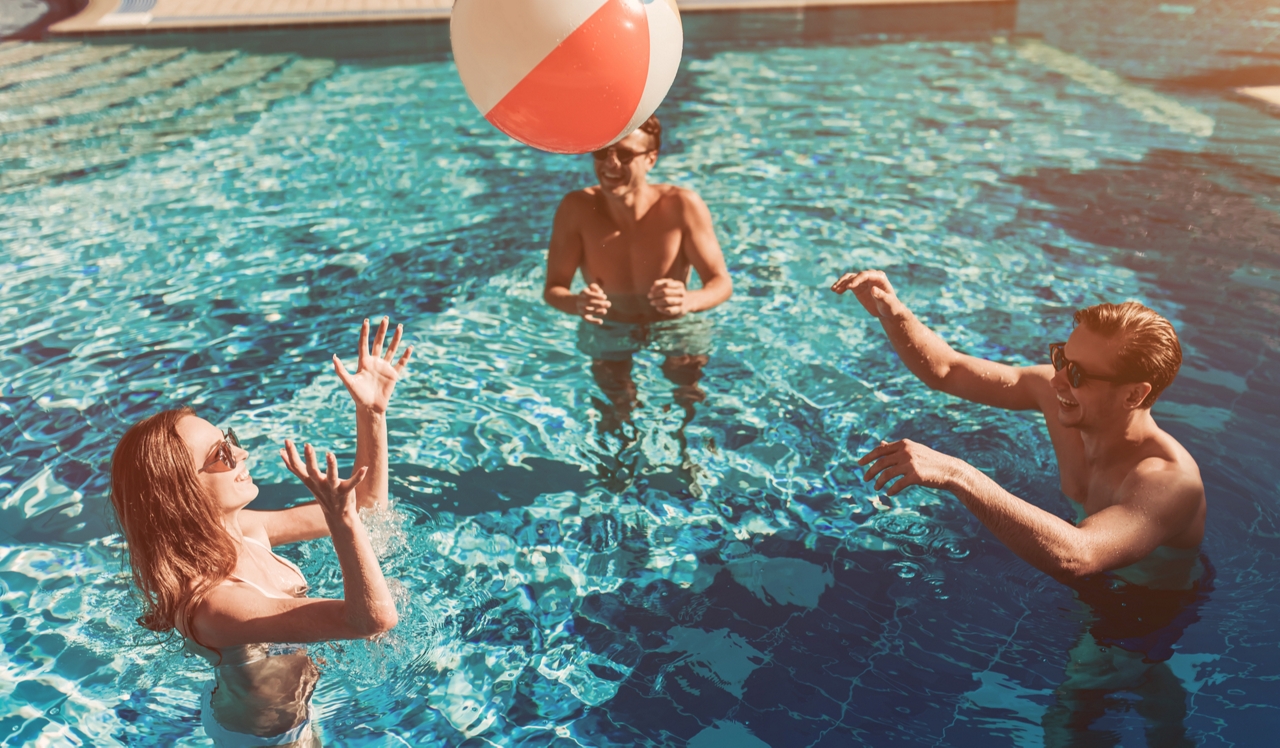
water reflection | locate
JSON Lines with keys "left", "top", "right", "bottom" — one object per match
{"left": 5, "top": 24, "right": 1278, "bottom": 744}
{"left": 581, "top": 318, "right": 713, "bottom": 435}
{"left": 1046, "top": 561, "right": 1214, "bottom": 747}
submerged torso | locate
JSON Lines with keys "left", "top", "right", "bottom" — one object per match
{"left": 1068, "top": 500, "right": 1205, "bottom": 590}
{"left": 185, "top": 639, "right": 320, "bottom": 740}
{"left": 184, "top": 537, "right": 318, "bottom": 742}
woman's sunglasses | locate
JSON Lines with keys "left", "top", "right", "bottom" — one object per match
{"left": 591, "top": 146, "right": 654, "bottom": 164}
{"left": 199, "top": 428, "right": 242, "bottom": 473}
{"left": 1049, "top": 342, "right": 1130, "bottom": 388}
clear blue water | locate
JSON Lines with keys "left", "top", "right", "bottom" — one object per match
{"left": 3, "top": 9, "right": 1280, "bottom": 747}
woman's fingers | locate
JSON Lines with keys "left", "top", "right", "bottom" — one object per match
{"left": 357, "top": 318, "right": 371, "bottom": 365}
{"left": 338, "top": 465, "right": 369, "bottom": 495}
{"left": 303, "top": 443, "right": 323, "bottom": 480}
{"left": 325, "top": 451, "right": 340, "bottom": 487}
{"left": 282, "top": 440, "right": 308, "bottom": 479}
{"left": 280, "top": 448, "right": 303, "bottom": 479}
{"left": 284, "top": 439, "right": 366, "bottom": 506}
{"left": 332, "top": 354, "right": 355, "bottom": 389}
{"left": 395, "top": 345, "right": 414, "bottom": 375}
{"left": 371, "top": 316, "right": 389, "bottom": 359}
{"left": 383, "top": 324, "right": 403, "bottom": 362}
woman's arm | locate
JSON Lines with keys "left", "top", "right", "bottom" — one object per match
{"left": 257, "top": 318, "right": 412, "bottom": 546}
{"left": 193, "top": 445, "right": 397, "bottom": 647}
{"left": 343, "top": 318, "right": 409, "bottom": 513}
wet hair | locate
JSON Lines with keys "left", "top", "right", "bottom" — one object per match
{"left": 638, "top": 114, "right": 662, "bottom": 153}
{"left": 110, "top": 407, "right": 236, "bottom": 644}
{"left": 1073, "top": 301, "right": 1182, "bottom": 408}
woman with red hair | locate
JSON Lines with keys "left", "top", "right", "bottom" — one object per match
{"left": 110, "top": 317, "right": 412, "bottom": 746}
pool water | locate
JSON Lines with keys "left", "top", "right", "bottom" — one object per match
{"left": 3, "top": 6, "right": 1280, "bottom": 747}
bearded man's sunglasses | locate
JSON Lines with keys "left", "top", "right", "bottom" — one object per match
{"left": 1049, "top": 342, "right": 1132, "bottom": 388}
{"left": 591, "top": 146, "right": 654, "bottom": 164}
{"left": 199, "top": 428, "right": 242, "bottom": 473}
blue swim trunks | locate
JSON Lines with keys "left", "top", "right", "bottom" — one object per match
{"left": 576, "top": 316, "right": 714, "bottom": 362}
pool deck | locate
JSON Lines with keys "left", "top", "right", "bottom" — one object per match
{"left": 50, "top": 0, "right": 1015, "bottom": 35}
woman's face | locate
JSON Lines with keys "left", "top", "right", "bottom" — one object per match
{"left": 176, "top": 415, "right": 258, "bottom": 512}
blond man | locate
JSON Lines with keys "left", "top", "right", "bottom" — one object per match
{"left": 834, "top": 271, "right": 1208, "bottom": 745}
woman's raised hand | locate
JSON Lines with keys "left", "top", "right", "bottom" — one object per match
{"left": 280, "top": 440, "right": 368, "bottom": 518}
{"left": 333, "top": 317, "right": 413, "bottom": 414}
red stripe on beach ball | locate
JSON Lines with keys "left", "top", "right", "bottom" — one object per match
{"left": 485, "top": 0, "right": 651, "bottom": 154}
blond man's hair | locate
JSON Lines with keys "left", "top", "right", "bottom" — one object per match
{"left": 1074, "top": 301, "right": 1182, "bottom": 408}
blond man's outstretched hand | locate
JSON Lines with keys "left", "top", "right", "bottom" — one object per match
{"left": 831, "top": 270, "right": 899, "bottom": 318}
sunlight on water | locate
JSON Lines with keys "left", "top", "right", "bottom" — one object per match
{"left": 1, "top": 27, "right": 1277, "bottom": 747}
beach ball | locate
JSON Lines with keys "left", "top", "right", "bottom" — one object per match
{"left": 451, "top": 0, "right": 684, "bottom": 154}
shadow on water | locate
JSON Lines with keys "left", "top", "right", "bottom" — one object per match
{"left": 1155, "top": 64, "right": 1280, "bottom": 91}
{"left": 250, "top": 458, "right": 598, "bottom": 516}
{"left": 64, "top": 2, "right": 1018, "bottom": 64}
{"left": 391, "top": 458, "right": 595, "bottom": 517}
{"left": 70, "top": 22, "right": 456, "bottom": 66}
{"left": 1009, "top": 148, "right": 1280, "bottom": 403}
{"left": 1011, "top": 148, "right": 1280, "bottom": 273}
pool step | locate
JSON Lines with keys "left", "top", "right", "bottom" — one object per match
{"left": 0, "top": 46, "right": 187, "bottom": 109}
{"left": 0, "top": 53, "right": 335, "bottom": 190}
{"left": 0, "top": 42, "right": 335, "bottom": 190}
{"left": 0, "top": 41, "right": 79, "bottom": 69}
{"left": 0, "top": 50, "right": 240, "bottom": 136}
{"left": 0, "top": 44, "right": 133, "bottom": 87}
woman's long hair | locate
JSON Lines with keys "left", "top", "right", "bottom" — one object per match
{"left": 110, "top": 407, "right": 237, "bottom": 643}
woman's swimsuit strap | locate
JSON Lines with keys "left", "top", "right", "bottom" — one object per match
{"left": 241, "top": 535, "right": 307, "bottom": 582}
{"left": 224, "top": 574, "right": 295, "bottom": 600}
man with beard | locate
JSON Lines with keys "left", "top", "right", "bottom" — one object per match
{"left": 544, "top": 116, "right": 732, "bottom": 431}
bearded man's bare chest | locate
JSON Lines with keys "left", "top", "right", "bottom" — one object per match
{"left": 580, "top": 220, "right": 684, "bottom": 274}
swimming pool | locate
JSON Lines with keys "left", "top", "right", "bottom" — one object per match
{"left": 3, "top": 3, "right": 1279, "bottom": 745}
